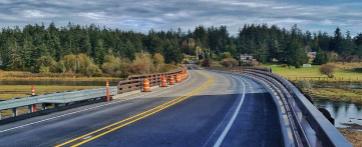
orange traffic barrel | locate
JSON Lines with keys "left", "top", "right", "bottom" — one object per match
{"left": 31, "top": 85, "right": 36, "bottom": 96}
{"left": 169, "top": 76, "right": 175, "bottom": 85}
{"left": 175, "top": 74, "right": 181, "bottom": 83}
{"left": 160, "top": 75, "right": 168, "bottom": 87}
{"left": 143, "top": 78, "right": 151, "bottom": 92}
{"left": 106, "top": 80, "right": 112, "bottom": 101}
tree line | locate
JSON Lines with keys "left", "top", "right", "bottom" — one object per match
{"left": 0, "top": 23, "right": 361, "bottom": 76}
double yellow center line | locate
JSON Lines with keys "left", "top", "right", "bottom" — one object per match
{"left": 55, "top": 71, "right": 214, "bottom": 147}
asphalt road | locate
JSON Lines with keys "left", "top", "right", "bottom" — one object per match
{"left": 0, "top": 70, "right": 282, "bottom": 147}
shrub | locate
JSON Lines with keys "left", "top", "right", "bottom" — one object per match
{"left": 129, "top": 53, "right": 154, "bottom": 74}
{"left": 101, "top": 55, "right": 130, "bottom": 77}
{"left": 320, "top": 64, "right": 336, "bottom": 78}
{"left": 153, "top": 53, "right": 165, "bottom": 71}
{"left": 201, "top": 58, "right": 210, "bottom": 67}
{"left": 159, "top": 64, "right": 178, "bottom": 72}
{"left": 60, "top": 54, "right": 101, "bottom": 76}
{"left": 220, "top": 52, "right": 232, "bottom": 59}
{"left": 220, "top": 57, "right": 238, "bottom": 68}
{"left": 36, "top": 56, "right": 57, "bottom": 73}
{"left": 352, "top": 68, "right": 362, "bottom": 73}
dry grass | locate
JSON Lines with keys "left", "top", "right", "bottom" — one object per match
{"left": 0, "top": 70, "right": 122, "bottom": 81}
{"left": 339, "top": 129, "right": 362, "bottom": 147}
{"left": 303, "top": 88, "right": 362, "bottom": 105}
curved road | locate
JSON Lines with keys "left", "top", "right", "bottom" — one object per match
{"left": 0, "top": 70, "right": 282, "bottom": 147}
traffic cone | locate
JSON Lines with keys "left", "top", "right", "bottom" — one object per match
{"left": 143, "top": 78, "right": 151, "bottom": 92}
{"left": 31, "top": 85, "right": 36, "bottom": 96}
{"left": 106, "top": 80, "right": 112, "bottom": 101}
{"left": 175, "top": 74, "right": 181, "bottom": 83}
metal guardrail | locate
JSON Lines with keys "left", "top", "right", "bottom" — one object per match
{"left": 0, "top": 67, "right": 186, "bottom": 116}
{"left": 0, "top": 87, "right": 117, "bottom": 111}
{"left": 238, "top": 68, "right": 351, "bottom": 147}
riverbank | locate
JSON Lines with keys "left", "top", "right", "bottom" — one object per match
{"left": 339, "top": 128, "right": 362, "bottom": 146}
{"left": 303, "top": 88, "right": 362, "bottom": 105}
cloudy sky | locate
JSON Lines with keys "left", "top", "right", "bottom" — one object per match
{"left": 0, "top": 0, "right": 361, "bottom": 35}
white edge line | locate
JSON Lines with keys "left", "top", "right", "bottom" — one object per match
{"left": 213, "top": 76, "right": 247, "bottom": 147}
{"left": 0, "top": 71, "right": 195, "bottom": 133}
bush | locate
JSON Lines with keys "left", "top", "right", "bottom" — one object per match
{"left": 220, "top": 52, "right": 232, "bottom": 59}
{"left": 320, "top": 64, "right": 336, "bottom": 78}
{"left": 129, "top": 53, "right": 154, "bottom": 74}
{"left": 36, "top": 56, "right": 57, "bottom": 73}
{"left": 153, "top": 53, "right": 165, "bottom": 71}
{"left": 101, "top": 54, "right": 130, "bottom": 77}
{"left": 201, "top": 58, "right": 210, "bottom": 67}
{"left": 220, "top": 57, "right": 238, "bottom": 68}
{"left": 352, "top": 68, "right": 362, "bottom": 73}
{"left": 159, "top": 64, "right": 178, "bottom": 72}
{"left": 60, "top": 54, "right": 101, "bottom": 76}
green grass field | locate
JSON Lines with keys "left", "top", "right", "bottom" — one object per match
{"left": 0, "top": 85, "right": 102, "bottom": 100}
{"left": 265, "top": 63, "right": 362, "bottom": 82}
{"left": 264, "top": 63, "right": 362, "bottom": 105}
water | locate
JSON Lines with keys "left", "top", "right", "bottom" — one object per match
{"left": 314, "top": 100, "right": 362, "bottom": 129}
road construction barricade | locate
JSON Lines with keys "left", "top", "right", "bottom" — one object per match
{"left": 117, "top": 67, "right": 188, "bottom": 94}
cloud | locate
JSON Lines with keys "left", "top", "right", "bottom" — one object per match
{"left": 0, "top": 0, "right": 360, "bottom": 35}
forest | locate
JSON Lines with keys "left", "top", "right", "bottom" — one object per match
{"left": 0, "top": 23, "right": 361, "bottom": 76}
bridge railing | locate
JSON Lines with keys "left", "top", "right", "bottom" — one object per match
{"left": 117, "top": 67, "right": 186, "bottom": 94}
{"left": 240, "top": 68, "right": 351, "bottom": 147}
{"left": 0, "top": 66, "right": 187, "bottom": 122}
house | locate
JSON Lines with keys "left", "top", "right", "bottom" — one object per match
{"left": 239, "top": 54, "right": 254, "bottom": 62}
{"left": 307, "top": 51, "right": 317, "bottom": 61}
{"left": 239, "top": 54, "right": 258, "bottom": 65}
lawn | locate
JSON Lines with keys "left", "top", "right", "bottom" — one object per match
{"left": 0, "top": 85, "right": 102, "bottom": 100}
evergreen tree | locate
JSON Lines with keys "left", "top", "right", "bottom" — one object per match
{"left": 313, "top": 48, "right": 329, "bottom": 65}
{"left": 94, "top": 39, "right": 106, "bottom": 64}
{"left": 284, "top": 39, "right": 308, "bottom": 68}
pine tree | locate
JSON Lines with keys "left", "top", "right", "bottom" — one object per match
{"left": 313, "top": 48, "right": 329, "bottom": 65}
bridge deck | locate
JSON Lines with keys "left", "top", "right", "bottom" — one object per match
{"left": 0, "top": 70, "right": 282, "bottom": 147}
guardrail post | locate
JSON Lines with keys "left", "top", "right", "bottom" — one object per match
{"left": 31, "top": 85, "right": 36, "bottom": 96}
{"left": 41, "top": 103, "right": 47, "bottom": 110}
{"left": 12, "top": 108, "right": 17, "bottom": 117}
{"left": 106, "top": 80, "right": 111, "bottom": 102}
{"left": 28, "top": 104, "right": 37, "bottom": 113}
